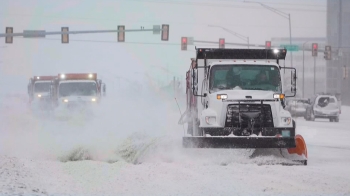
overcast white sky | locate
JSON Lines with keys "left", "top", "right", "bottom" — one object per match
{"left": 0, "top": 0, "right": 326, "bottom": 93}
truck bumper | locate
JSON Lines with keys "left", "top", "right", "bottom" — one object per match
{"left": 183, "top": 136, "right": 296, "bottom": 148}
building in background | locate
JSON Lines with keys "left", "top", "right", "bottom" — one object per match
{"left": 272, "top": 37, "right": 327, "bottom": 99}
{"left": 327, "top": 0, "right": 350, "bottom": 105}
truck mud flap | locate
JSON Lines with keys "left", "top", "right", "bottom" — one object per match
{"left": 183, "top": 137, "right": 296, "bottom": 149}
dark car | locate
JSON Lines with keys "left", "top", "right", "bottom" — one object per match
{"left": 286, "top": 98, "right": 310, "bottom": 117}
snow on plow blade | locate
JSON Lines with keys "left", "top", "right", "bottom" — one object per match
{"left": 183, "top": 137, "right": 296, "bottom": 149}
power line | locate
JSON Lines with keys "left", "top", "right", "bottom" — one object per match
{"left": 112, "top": 0, "right": 326, "bottom": 12}
{"left": 211, "top": 0, "right": 326, "bottom": 7}
{"left": 14, "top": 37, "right": 204, "bottom": 49}
{"left": 1, "top": 13, "right": 326, "bottom": 29}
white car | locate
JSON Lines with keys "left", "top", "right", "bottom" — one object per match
{"left": 305, "top": 95, "right": 340, "bottom": 122}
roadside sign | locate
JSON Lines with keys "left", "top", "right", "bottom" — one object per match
{"left": 153, "top": 25, "right": 160, "bottom": 34}
{"left": 280, "top": 44, "right": 299, "bottom": 52}
{"left": 338, "top": 49, "right": 343, "bottom": 57}
{"left": 23, "top": 30, "right": 46, "bottom": 38}
{"left": 187, "top": 37, "right": 194, "bottom": 45}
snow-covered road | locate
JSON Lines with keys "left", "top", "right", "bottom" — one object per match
{"left": 1, "top": 94, "right": 350, "bottom": 196}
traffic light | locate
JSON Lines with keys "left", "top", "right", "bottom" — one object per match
{"left": 61, "top": 27, "right": 69, "bottom": 43}
{"left": 181, "top": 37, "right": 187, "bottom": 51}
{"left": 265, "top": 41, "right": 271, "bottom": 49}
{"left": 161, "top": 24, "right": 169, "bottom": 41}
{"left": 324, "top": 45, "right": 331, "bottom": 60}
{"left": 219, "top": 38, "right": 225, "bottom": 48}
{"left": 118, "top": 25, "right": 125, "bottom": 42}
{"left": 312, "top": 43, "right": 318, "bottom": 57}
{"left": 5, "top": 27, "right": 13, "bottom": 44}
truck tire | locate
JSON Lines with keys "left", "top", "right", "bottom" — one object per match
{"left": 335, "top": 117, "right": 340, "bottom": 123}
{"left": 187, "top": 122, "right": 193, "bottom": 135}
{"left": 310, "top": 112, "right": 315, "bottom": 121}
{"left": 193, "top": 123, "right": 203, "bottom": 136}
{"left": 293, "top": 120, "right": 296, "bottom": 128}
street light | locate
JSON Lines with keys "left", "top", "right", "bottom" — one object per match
{"left": 302, "top": 41, "right": 310, "bottom": 98}
{"left": 208, "top": 25, "right": 250, "bottom": 48}
{"left": 245, "top": 1, "right": 293, "bottom": 67}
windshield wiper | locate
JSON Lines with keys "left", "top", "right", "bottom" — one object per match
{"left": 244, "top": 87, "right": 264, "bottom": 90}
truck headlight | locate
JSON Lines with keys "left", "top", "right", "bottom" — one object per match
{"left": 37, "top": 94, "right": 42, "bottom": 98}
{"left": 281, "top": 117, "right": 291, "bottom": 125}
{"left": 217, "top": 94, "right": 228, "bottom": 100}
{"left": 205, "top": 116, "right": 216, "bottom": 125}
{"left": 63, "top": 99, "right": 69, "bottom": 103}
{"left": 91, "top": 98, "right": 96, "bottom": 102}
{"left": 273, "top": 93, "right": 285, "bottom": 99}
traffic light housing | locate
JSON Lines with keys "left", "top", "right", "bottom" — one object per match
{"left": 118, "top": 25, "right": 125, "bottom": 42}
{"left": 324, "top": 45, "right": 331, "bottom": 60}
{"left": 312, "top": 43, "right": 318, "bottom": 57}
{"left": 5, "top": 27, "right": 13, "bottom": 44}
{"left": 61, "top": 27, "right": 69, "bottom": 43}
{"left": 161, "top": 24, "right": 169, "bottom": 41}
{"left": 181, "top": 37, "right": 187, "bottom": 51}
{"left": 219, "top": 38, "right": 225, "bottom": 49}
{"left": 265, "top": 41, "right": 271, "bottom": 49}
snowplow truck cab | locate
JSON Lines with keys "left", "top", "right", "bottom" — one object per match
{"left": 179, "top": 48, "right": 307, "bottom": 164}
{"left": 28, "top": 76, "right": 56, "bottom": 109}
{"left": 49, "top": 73, "right": 102, "bottom": 110}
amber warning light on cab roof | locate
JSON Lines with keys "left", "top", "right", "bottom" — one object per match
{"left": 58, "top": 73, "right": 97, "bottom": 80}
{"left": 33, "top": 76, "right": 56, "bottom": 81}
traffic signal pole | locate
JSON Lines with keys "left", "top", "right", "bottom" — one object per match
{"left": 193, "top": 40, "right": 265, "bottom": 48}
{"left": 314, "top": 57, "right": 316, "bottom": 95}
{"left": 302, "top": 41, "right": 310, "bottom": 98}
{"left": 0, "top": 28, "right": 164, "bottom": 37}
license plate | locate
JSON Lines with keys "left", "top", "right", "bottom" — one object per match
{"left": 282, "top": 130, "right": 290, "bottom": 137}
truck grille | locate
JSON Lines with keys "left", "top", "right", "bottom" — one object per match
{"left": 225, "top": 104, "right": 274, "bottom": 128}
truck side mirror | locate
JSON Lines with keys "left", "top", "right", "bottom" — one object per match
{"left": 102, "top": 84, "right": 106, "bottom": 97}
{"left": 290, "top": 70, "right": 297, "bottom": 94}
{"left": 27, "top": 84, "right": 31, "bottom": 95}
{"left": 49, "top": 85, "right": 54, "bottom": 98}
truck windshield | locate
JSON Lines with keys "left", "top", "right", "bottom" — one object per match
{"left": 59, "top": 82, "right": 97, "bottom": 97}
{"left": 210, "top": 64, "right": 281, "bottom": 93}
{"left": 34, "top": 82, "right": 51, "bottom": 93}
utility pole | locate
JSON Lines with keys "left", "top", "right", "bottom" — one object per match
{"left": 314, "top": 57, "right": 316, "bottom": 95}
{"left": 302, "top": 41, "right": 310, "bottom": 98}
{"left": 245, "top": 1, "right": 293, "bottom": 67}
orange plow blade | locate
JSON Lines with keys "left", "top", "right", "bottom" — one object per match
{"left": 288, "top": 134, "right": 308, "bottom": 158}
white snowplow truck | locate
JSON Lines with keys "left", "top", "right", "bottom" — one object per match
{"left": 28, "top": 76, "right": 56, "bottom": 110}
{"left": 49, "top": 73, "right": 105, "bottom": 112}
{"left": 179, "top": 48, "right": 308, "bottom": 165}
